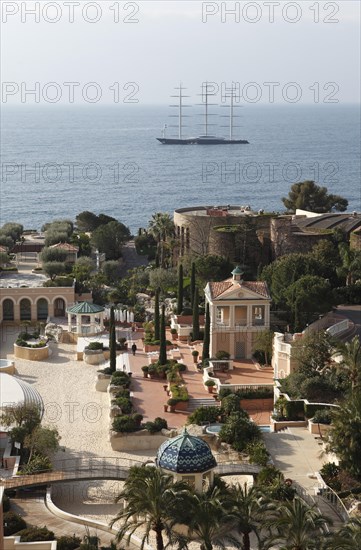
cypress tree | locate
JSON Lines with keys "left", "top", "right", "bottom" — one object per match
{"left": 190, "top": 261, "right": 196, "bottom": 306}
{"left": 177, "top": 263, "right": 184, "bottom": 315}
{"left": 109, "top": 305, "right": 116, "bottom": 373}
{"left": 203, "top": 302, "right": 210, "bottom": 362}
{"left": 159, "top": 304, "right": 167, "bottom": 365}
{"left": 154, "top": 288, "right": 160, "bottom": 341}
{"left": 192, "top": 286, "right": 200, "bottom": 341}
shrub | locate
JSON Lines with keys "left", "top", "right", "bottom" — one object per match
{"left": 167, "top": 398, "right": 178, "bottom": 407}
{"left": 141, "top": 365, "right": 149, "bottom": 373}
{"left": 176, "top": 363, "right": 187, "bottom": 373}
{"left": 219, "top": 412, "right": 260, "bottom": 452}
{"left": 218, "top": 388, "right": 233, "bottom": 400}
{"left": 57, "top": 535, "right": 82, "bottom": 550}
{"left": 110, "top": 371, "right": 131, "bottom": 388}
{"left": 257, "top": 465, "right": 283, "bottom": 487}
{"left": 113, "top": 396, "right": 133, "bottom": 414}
{"left": 187, "top": 406, "right": 221, "bottom": 426}
{"left": 86, "top": 342, "right": 104, "bottom": 350}
{"left": 170, "top": 328, "right": 177, "bottom": 335}
{"left": 312, "top": 409, "right": 332, "bottom": 425}
{"left": 192, "top": 350, "right": 199, "bottom": 357}
{"left": 205, "top": 379, "right": 215, "bottom": 387}
{"left": 236, "top": 388, "right": 274, "bottom": 400}
{"left": 113, "top": 389, "right": 130, "bottom": 399}
{"left": 246, "top": 441, "right": 270, "bottom": 466}
{"left": 112, "top": 413, "right": 143, "bottom": 433}
{"left": 319, "top": 462, "right": 340, "bottom": 486}
{"left": 144, "top": 417, "right": 168, "bottom": 434}
{"left": 170, "top": 384, "right": 189, "bottom": 402}
{"left": 20, "top": 455, "right": 52, "bottom": 475}
{"left": 215, "top": 350, "right": 230, "bottom": 360}
{"left": 3, "top": 511, "right": 27, "bottom": 535}
{"left": 18, "top": 526, "right": 55, "bottom": 542}
{"left": 221, "top": 393, "right": 241, "bottom": 415}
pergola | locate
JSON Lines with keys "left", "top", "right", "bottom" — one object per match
{"left": 66, "top": 301, "right": 105, "bottom": 336}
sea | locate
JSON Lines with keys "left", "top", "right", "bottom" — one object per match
{"left": 1, "top": 104, "right": 360, "bottom": 234}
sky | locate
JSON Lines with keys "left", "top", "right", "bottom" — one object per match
{"left": 1, "top": 0, "right": 360, "bottom": 105}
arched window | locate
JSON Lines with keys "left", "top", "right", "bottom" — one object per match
{"left": 3, "top": 299, "right": 14, "bottom": 321}
{"left": 20, "top": 298, "right": 31, "bottom": 321}
{"left": 37, "top": 298, "right": 48, "bottom": 321}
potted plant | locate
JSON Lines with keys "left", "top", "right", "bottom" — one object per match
{"left": 167, "top": 398, "right": 178, "bottom": 412}
{"left": 205, "top": 379, "right": 216, "bottom": 393}
{"left": 170, "top": 328, "right": 178, "bottom": 341}
{"left": 192, "top": 350, "right": 199, "bottom": 364}
{"left": 141, "top": 365, "right": 149, "bottom": 378}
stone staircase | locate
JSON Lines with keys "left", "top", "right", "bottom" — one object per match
{"left": 187, "top": 398, "right": 217, "bottom": 412}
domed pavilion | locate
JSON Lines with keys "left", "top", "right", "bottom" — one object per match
{"left": 156, "top": 427, "right": 217, "bottom": 491}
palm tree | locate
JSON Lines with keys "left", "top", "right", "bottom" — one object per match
{"left": 148, "top": 213, "right": 175, "bottom": 268}
{"left": 265, "top": 496, "right": 330, "bottom": 550}
{"left": 335, "top": 336, "right": 361, "bottom": 391}
{"left": 337, "top": 244, "right": 361, "bottom": 286}
{"left": 326, "top": 390, "right": 361, "bottom": 478}
{"left": 110, "top": 466, "right": 188, "bottom": 550}
{"left": 173, "top": 484, "right": 235, "bottom": 550}
{"left": 327, "top": 517, "right": 361, "bottom": 549}
{"left": 228, "top": 483, "right": 265, "bottom": 550}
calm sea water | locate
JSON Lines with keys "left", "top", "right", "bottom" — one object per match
{"left": 1, "top": 105, "right": 360, "bottom": 233}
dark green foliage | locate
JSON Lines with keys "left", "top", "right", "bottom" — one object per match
{"left": 304, "top": 403, "right": 331, "bottom": 419}
{"left": 215, "top": 350, "right": 231, "bottom": 360}
{"left": 194, "top": 254, "right": 233, "bottom": 283}
{"left": 187, "top": 406, "right": 221, "bottom": 425}
{"left": 113, "top": 396, "right": 133, "bottom": 414}
{"left": 177, "top": 263, "right": 183, "bottom": 315}
{"left": 319, "top": 462, "right": 341, "bottom": 487}
{"left": 190, "top": 261, "right": 196, "bottom": 306}
{"left": 112, "top": 413, "right": 143, "bottom": 433}
{"left": 282, "top": 181, "right": 348, "bottom": 213}
{"left": 18, "top": 526, "right": 55, "bottom": 542}
{"left": 159, "top": 304, "right": 167, "bottom": 365}
{"left": 86, "top": 342, "right": 104, "bottom": 351}
{"left": 102, "top": 260, "right": 122, "bottom": 285}
{"left": 91, "top": 221, "right": 130, "bottom": 260}
{"left": 192, "top": 286, "right": 200, "bottom": 341}
{"left": 144, "top": 417, "right": 168, "bottom": 434}
{"left": 20, "top": 455, "right": 52, "bottom": 474}
{"left": 40, "top": 247, "right": 68, "bottom": 263}
{"left": 286, "top": 275, "right": 334, "bottom": 331}
{"left": 246, "top": 441, "right": 270, "bottom": 466}
{"left": 42, "top": 261, "right": 67, "bottom": 280}
{"left": 154, "top": 288, "right": 160, "bottom": 341}
{"left": 110, "top": 371, "right": 131, "bottom": 388}
{"left": 221, "top": 393, "right": 241, "bottom": 415}
{"left": 327, "top": 391, "right": 361, "bottom": 478}
{"left": 3, "top": 512, "right": 27, "bottom": 535}
{"left": 109, "top": 306, "right": 116, "bottom": 374}
{"left": 219, "top": 412, "right": 260, "bottom": 452}
{"left": 203, "top": 302, "right": 210, "bottom": 362}
{"left": 56, "top": 535, "right": 82, "bottom": 550}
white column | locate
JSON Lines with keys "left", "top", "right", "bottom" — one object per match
{"left": 247, "top": 306, "right": 252, "bottom": 327}
{"left": 77, "top": 314, "right": 82, "bottom": 335}
{"left": 229, "top": 305, "right": 235, "bottom": 328}
{"left": 265, "top": 305, "right": 270, "bottom": 328}
{"left": 68, "top": 313, "right": 72, "bottom": 332}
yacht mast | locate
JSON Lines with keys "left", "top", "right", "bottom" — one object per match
{"left": 169, "top": 82, "right": 190, "bottom": 140}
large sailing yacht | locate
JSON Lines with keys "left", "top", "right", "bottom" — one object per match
{"left": 156, "top": 83, "right": 249, "bottom": 145}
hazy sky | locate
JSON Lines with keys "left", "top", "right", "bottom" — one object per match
{"left": 1, "top": 0, "right": 360, "bottom": 105}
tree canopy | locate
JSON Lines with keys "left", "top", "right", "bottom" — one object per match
{"left": 91, "top": 221, "right": 130, "bottom": 260}
{"left": 282, "top": 181, "right": 348, "bottom": 213}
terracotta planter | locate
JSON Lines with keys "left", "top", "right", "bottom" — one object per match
{"left": 207, "top": 386, "right": 214, "bottom": 394}
{"left": 163, "top": 404, "right": 168, "bottom": 412}
{"left": 192, "top": 355, "right": 199, "bottom": 363}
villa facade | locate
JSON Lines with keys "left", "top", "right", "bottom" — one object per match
{"left": 204, "top": 267, "right": 271, "bottom": 359}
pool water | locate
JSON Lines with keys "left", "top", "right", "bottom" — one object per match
{"left": 260, "top": 425, "right": 271, "bottom": 433}
{"left": 205, "top": 424, "right": 223, "bottom": 434}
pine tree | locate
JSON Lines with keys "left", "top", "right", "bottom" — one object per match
{"left": 203, "top": 302, "right": 210, "bottom": 362}
{"left": 190, "top": 261, "right": 196, "bottom": 306}
{"left": 109, "top": 305, "right": 116, "bottom": 373}
{"left": 159, "top": 304, "right": 167, "bottom": 365}
{"left": 154, "top": 288, "right": 160, "bottom": 341}
{"left": 177, "top": 263, "right": 184, "bottom": 315}
{"left": 192, "top": 286, "right": 200, "bottom": 341}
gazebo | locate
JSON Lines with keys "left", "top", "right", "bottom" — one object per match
{"left": 156, "top": 427, "right": 217, "bottom": 491}
{"left": 66, "top": 301, "right": 105, "bottom": 336}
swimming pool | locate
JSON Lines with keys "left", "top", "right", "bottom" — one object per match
{"left": 205, "top": 423, "right": 223, "bottom": 434}
{"left": 259, "top": 425, "right": 271, "bottom": 433}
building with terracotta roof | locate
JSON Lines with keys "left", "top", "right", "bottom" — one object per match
{"left": 49, "top": 242, "right": 79, "bottom": 263}
{"left": 204, "top": 267, "right": 271, "bottom": 359}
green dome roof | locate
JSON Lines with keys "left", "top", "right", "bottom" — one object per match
{"left": 66, "top": 301, "right": 105, "bottom": 314}
{"left": 231, "top": 266, "right": 243, "bottom": 275}
{"left": 157, "top": 428, "right": 217, "bottom": 474}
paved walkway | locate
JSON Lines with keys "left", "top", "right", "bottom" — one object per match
{"left": 11, "top": 493, "right": 141, "bottom": 549}
{"left": 263, "top": 427, "right": 344, "bottom": 528}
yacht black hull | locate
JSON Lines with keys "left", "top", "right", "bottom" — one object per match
{"left": 157, "top": 137, "right": 249, "bottom": 145}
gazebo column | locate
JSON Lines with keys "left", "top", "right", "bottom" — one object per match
{"left": 77, "top": 314, "right": 82, "bottom": 335}
{"left": 90, "top": 315, "right": 97, "bottom": 335}
{"left": 68, "top": 313, "right": 72, "bottom": 332}
{"left": 99, "top": 312, "right": 104, "bottom": 331}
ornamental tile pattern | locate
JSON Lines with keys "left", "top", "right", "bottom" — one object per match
{"left": 157, "top": 429, "right": 217, "bottom": 473}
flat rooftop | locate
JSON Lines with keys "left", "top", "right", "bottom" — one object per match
{"left": 0, "top": 272, "right": 47, "bottom": 288}
{"left": 175, "top": 205, "right": 257, "bottom": 217}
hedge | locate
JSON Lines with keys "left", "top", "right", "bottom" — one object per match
{"left": 304, "top": 403, "right": 331, "bottom": 419}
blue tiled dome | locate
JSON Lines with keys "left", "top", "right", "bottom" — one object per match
{"left": 157, "top": 428, "right": 217, "bottom": 474}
